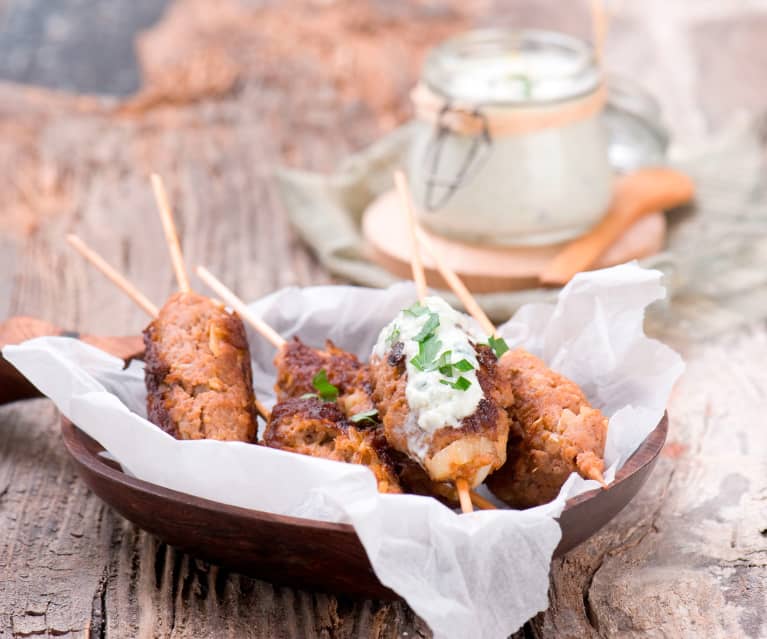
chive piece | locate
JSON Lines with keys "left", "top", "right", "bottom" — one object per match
{"left": 413, "top": 312, "right": 440, "bottom": 342}
{"left": 488, "top": 335, "right": 510, "bottom": 359}
{"left": 431, "top": 350, "right": 453, "bottom": 375}
{"left": 454, "top": 358, "right": 474, "bottom": 372}
{"left": 312, "top": 369, "right": 338, "bottom": 402}
{"left": 404, "top": 302, "right": 428, "bottom": 317}
{"left": 452, "top": 376, "right": 471, "bottom": 391}
{"left": 350, "top": 409, "right": 379, "bottom": 424}
{"left": 420, "top": 334, "right": 442, "bottom": 366}
{"left": 300, "top": 393, "right": 320, "bottom": 400}
{"left": 440, "top": 376, "right": 472, "bottom": 391}
{"left": 410, "top": 334, "right": 442, "bottom": 371}
{"left": 508, "top": 74, "right": 533, "bottom": 99}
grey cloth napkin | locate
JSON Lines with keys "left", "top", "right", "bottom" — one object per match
{"left": 277, "top": 115, "right": 767, "bottom": 340}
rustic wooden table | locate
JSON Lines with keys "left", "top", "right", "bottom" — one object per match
{"left": 1, "top": 1, "right": 765, "bottom": 637}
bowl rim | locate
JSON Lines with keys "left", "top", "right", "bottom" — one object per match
{"left": 60, "top": 412, "right": 668, "bottom": 530}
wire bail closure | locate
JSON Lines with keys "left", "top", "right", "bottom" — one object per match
{"left": 411, "top": 81, "right": 608, "bottom": 211}
{"left": 423, "top": 102, "right": 493, "bottom": 211}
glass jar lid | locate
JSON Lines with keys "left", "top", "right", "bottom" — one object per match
{"left": 422, "top": 29, "right": 602, "bottom": 106}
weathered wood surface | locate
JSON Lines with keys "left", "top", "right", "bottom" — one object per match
{"left": 1, "top": 0, "right": 766, "bottom": 637}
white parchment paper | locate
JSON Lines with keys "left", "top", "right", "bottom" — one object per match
{"left": 3, "top": 263, "right": 683, "bottom": 639}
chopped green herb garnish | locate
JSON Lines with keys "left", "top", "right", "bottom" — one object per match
{"left": 413, "top": 312, "right": 440, "bottom": 342}
{"left": 350, "top": 408, "right": 379, "bottom": 424}
{"left": 439, "top": 376, "right": 472, "bottom": 391}
{"left": 387, "top": 325, "right": 400, "bottom": 345}
{"left": 432, "top": 350, "right": 453, "bottom": 375}
{"left": 404, "top": 302, "right": 428, "bottom": 317}
{"left": 300, "top": 393, "right": 320, "bottom": 400}
{"left": 410, "top": 334, "right": 442, "bottom": 371}
{"left": 488, "top": 335, "right": 510, "bottom": 359}
{"left": 312, "top": 369, "right": 338, "bottom": 402}
{"left": 454, "top": 358, "right": 474, "bottom": 372}
{"left": 508, "top": 74, "right": 533, "bottom": 99}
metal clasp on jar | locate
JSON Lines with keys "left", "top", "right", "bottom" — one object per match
{"left": 422, "top": 103, "right": 493, "bottom": 211}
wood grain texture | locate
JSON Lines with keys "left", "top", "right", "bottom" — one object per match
{"left": 0, "top": 0, "right": 766, "bottom": 637}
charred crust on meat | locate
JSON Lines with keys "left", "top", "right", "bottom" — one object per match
{"left": 143, "top": 326, "right": 179, "bottom": 438}
{"left": 459, "top": 397, "right": 499, "bottom": 434}
{"left": 473, "top": 343, "right": 497, "bottom": 394}
{"left": 274, "top": 336, "right": 372, "bottom": 400}
{"left": 387, "top": 341, "right": 405, "bottom": 370}
{"left": 270, "top": 396, "right": 347, "bottom": 428}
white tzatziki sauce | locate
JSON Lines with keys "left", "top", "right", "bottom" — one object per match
{"left": 372, "top": 296, "right": 485, "bottom": 461}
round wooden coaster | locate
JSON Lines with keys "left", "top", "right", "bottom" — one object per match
{"left": 362, "top": 189, "right": 666, "bottom": 293}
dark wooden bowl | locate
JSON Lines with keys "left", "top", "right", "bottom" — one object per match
{"left": 60, "top": 413, "right": 668, "bottom": 600}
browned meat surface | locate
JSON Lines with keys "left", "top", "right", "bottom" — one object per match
{"left": 370, "top": 344, "right": 512, "bottom": 486}
{"left": 264, "top": 396, "right": 402, "bottom": 494}
{"left": 143, "top": 291, "right": 259, "bottom": 442}
{"left": 274, "top": 337, "right": 374, "bottom": 416}
{"left": 487, "top": 348, "right": 608, "bottom": 509}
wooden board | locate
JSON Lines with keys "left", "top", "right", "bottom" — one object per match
{"left": 363, "top": 189, "right": 666, "bottom": 293}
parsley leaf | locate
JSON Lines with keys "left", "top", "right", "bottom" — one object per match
{"left": 350, "top": 408, "right": 379, "bottom": 424}
{"left": 404, "top": 302, "right": 428, "bottom": 317}
{"left": 413, "top": 312, "right": 440, "bottom": 342}
{"left": 410, "top": 334, "right": 442, "bottom": 371}
{"left": 454, "top": 358, "right": 474, "bottom": 372}
{"left": 488, "top": 335, "right": 510, "bottom": 359}
{"left": 439, "top": 376, "right": 472, "bottom": 391}
{"left": 312, "top": 369, "right": 338, "bottom": 402}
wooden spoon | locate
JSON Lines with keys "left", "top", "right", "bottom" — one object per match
{"left": 0, "top": 316, "right": 144, "bottom": 405}
{"left": 539, "top": 168, "right": 695, "bottom": 286}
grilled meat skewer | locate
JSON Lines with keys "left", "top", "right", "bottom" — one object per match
{"left": 143, "top": 291, "right": 259, "bottom": 442}
{"left": 487, "top": 348, "right": 608, "bottom": 508}
{"left": 264, "top": 396, "right": 401, "bottom": 494}
{"left": 370, "top": 297, "right": 512, "bottom": 489}
{"left": 274, "top": 337, "right": 374, "bottom": 416}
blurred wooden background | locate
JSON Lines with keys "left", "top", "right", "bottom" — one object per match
{"left": 0, "top": 1, "right": 765, "bottom": 637}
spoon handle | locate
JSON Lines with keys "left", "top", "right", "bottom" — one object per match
{"left": 540, "top": 168, "right": 695, "bottom": 286}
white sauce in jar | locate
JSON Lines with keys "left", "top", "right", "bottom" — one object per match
{"left": 408, "top": 29, "right": 613, "bottom": 246}
{"left": 373, "top": 296, "right": 485, "bottom": 461}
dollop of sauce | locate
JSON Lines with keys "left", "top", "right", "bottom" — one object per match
{"left": 373, "top": 297, "right": 485, "bottom": 461}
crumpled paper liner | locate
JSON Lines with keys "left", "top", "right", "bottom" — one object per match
{"left": 3, "top": 263, "right": 683, "bottom": 639}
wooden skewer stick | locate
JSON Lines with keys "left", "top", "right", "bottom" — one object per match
{"left": 394, "top": 170, "right": 428, "bottom": 301}
{"left": 395, "top": 170, "right": 474, "bottom": 514}
{"left": 456, "top": 479, "right": 473, "bottom": 513}
{"left": 590, "top": 0, "right": 608, "bottom": 66}
{"left": 415, "top": 228, "right": 497, "bottom": 337}
{"left": 254, "top": 400, "right": 271, "bottom": 422}
{"left": 151, "top": 173, "right": 191, "bottom": 294}
{"left": 67, "top": 234, "right": 160, "bottom": 318}
{"left": 469, "top": 489, "right": 496, "bottom": 510}
{"left": 195, "top": 266, "right": 286, "bottom": 350}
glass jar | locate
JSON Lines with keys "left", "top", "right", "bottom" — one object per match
{"left": 407, "top": 29, "right": 613, "bottom": 246}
